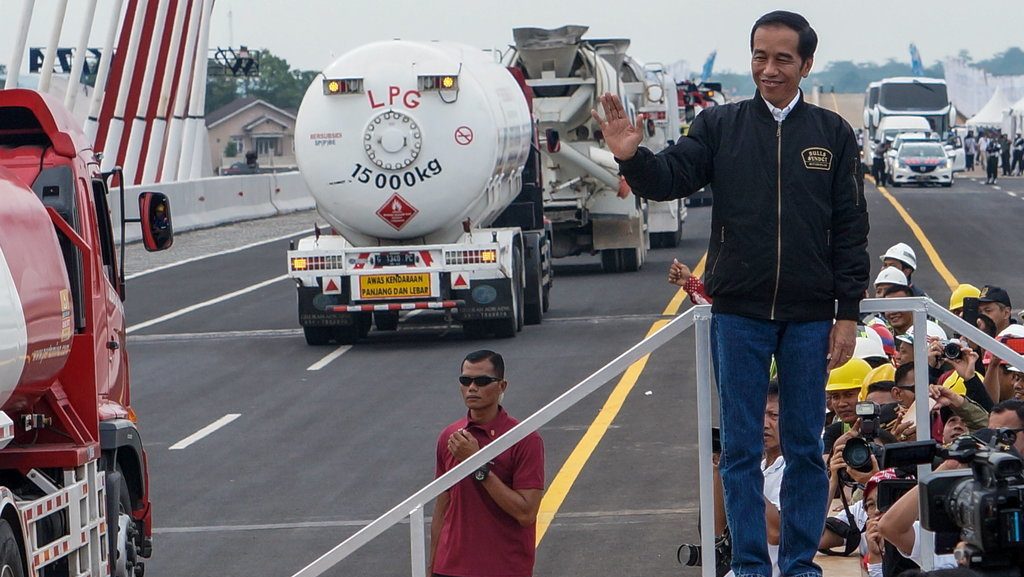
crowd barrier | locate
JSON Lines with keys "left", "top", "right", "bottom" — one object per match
{"left": 111, "top": 171, "right": 316, "bottom": 243}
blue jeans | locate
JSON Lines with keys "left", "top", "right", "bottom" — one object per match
{"left": 711, "top": 313, "right": 830, "bottom": 577}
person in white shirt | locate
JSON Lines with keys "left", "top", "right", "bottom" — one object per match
{"left": 878, "top": 460, "right": 960, "bottom": 571}
{"left": 714, "top": 382, "right": 785, "bottom": 577}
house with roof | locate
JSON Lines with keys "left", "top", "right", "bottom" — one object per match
{"left": 206, "top": 96, "right": 297, "bottom": 174}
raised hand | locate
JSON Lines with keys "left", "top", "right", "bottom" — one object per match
{"left": 590, "top": 92, "right": 643, "bottom": 161}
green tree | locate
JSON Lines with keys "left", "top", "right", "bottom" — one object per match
{"left": 205, "top": 48, "right": 316, "bottom": 114}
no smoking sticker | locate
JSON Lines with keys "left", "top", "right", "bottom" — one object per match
{"left": 454, "top": 126, "right": 473, "bottom": 146}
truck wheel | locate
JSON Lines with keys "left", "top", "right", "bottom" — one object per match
{"left": 461, "top": 321, "right": 484, "bottom": 339}
{"left": 600, "top": 249, "right": 622, "bottom": 273}
{"left": 524, "top": 255, "right": 543, "bottom": 326}
{"left": 357, "top": 313, "right": 373, "bottom": 337}
{"left": 0, "top": 519, "right": 25, "bottom": 577}
{"left": 106, "top": 471, "right": 136, "bottom": 577}
{"left": 620, "top": 247, "right": 641, "bottom": 272}
{"left": 542, "top": 284, "right": 550, "bottom": 313}
{"left": 303, "top": 326, "right": 333, "bottom": 346}
{"left": 373, "top": 311, "right": 399, "bottom": 332}
{"left": 332, "top": 324, "right": 359, "bottom": 345}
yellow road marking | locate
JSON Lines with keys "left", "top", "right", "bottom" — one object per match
{"left": 536, "top": 252, "right": 708, "bottom": 544}
{"left": 866, "top": 175, "right": 959, "bottom": 291}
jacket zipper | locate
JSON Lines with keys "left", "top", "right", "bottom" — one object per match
{"left": 770, "top": 121, "right": 782, "bottom": 320}
{"left": 710, "top": 225, "right": 725, "bottom": 276}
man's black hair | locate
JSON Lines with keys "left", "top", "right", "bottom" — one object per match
{"left": 894, "top": 362, "right": 914, "bottom": 386}
{"left": 867, "top": 381, "right": 896, "bottom": 394}
{"left": 462, "top": 350, "right": 505, "bottom": 379}
{"left": 767, "top": 379, "right": 780, "bottom": 399}
{"left": 991, "top": 399, "right": 1024, "bottom": 425}
{"left": 750, "top": 11, "right": 818, "bottom": 63}
{"left": 883, "top": 285, "right": 913, "bottom": 298}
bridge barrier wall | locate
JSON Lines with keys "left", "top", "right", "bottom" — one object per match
{"left": 111, "top": 171, "right": 315, "bottom": 243}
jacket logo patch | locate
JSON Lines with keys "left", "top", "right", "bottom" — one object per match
{"left": 801, "top": 147, "right": 833, "bottom": 171}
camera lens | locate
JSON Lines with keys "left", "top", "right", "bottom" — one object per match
{"left": 842, "top": 438, "right": 876, "bottom": 473}
{"left": 679, "top": 543, "right": 701, "bottom": 566}
{"left": 942, "top": 341, "right": 963, "bottom": 360}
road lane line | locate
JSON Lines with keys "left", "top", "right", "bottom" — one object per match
{"left": 307, "top": 345, "right": 352, "bottom": 371}
{"left": 130, "top": 329, "right": 303, "bottom": 342}
{"left": 867, "top": 176, "right": 959, "bottom": 291}
{"left": 126, "top": 275, "right": 289, "bottom": 333}
{"left": 169, "top": 414, "right": 241, "bottom": 450}
{"left": 126, "top": 228, "right": 315, "bottom": 280}
{"left": 1009, "top": 191, "right": 1018, "bottom": 197}
{"left": 535, "top": 254, "right": 707, "bottom": 545}
{"left": 994, "top": 185, "right": 1002, "bottom": 190}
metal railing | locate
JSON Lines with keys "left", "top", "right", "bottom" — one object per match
{"left": 291, "top": 297, "right": 1024, "bottom": 577}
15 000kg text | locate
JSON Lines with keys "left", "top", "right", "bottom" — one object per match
{"left": 350, "top": 159, "right": 443, "bottom": 191}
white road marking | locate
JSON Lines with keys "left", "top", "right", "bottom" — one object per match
{"left": 169, "top": 414, "right": 241, "bottom": 450}
{"left": 126, "top": 275, "right": 289, "bottom": 333}
{"left": 994, "top": 185, "right": 1002, "bottom": 190}
{"left": 1007, "top": 191, "right": 1017, "bottom": 197}
{"left": 307, "top": 345, "right": 352, "bottom": 371}
{"left": 125, "top": 228, "right": 314, "bottom": 280}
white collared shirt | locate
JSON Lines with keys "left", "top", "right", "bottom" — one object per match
{"left": 762, "top": 90, "right": 801, "bottom": 122}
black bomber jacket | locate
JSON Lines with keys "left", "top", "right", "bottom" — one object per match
{"left": 617, "top": 91, "right": 870, "bottom": 322}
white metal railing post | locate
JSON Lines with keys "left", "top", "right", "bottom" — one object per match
{"left": 693, "top": 305, "right": 716, "bottom": 577}
{"left": 912, "top": 306, "right": 934, "bottom": 570}
{"left": 410, "top": 505, "right": 426, "bottom": 577}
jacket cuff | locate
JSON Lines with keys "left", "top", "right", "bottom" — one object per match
{"left": 614, "top": 146, "right": 651, "bottom": 173}
{"left": 835, "top": 298, "right": 861, "bottom": 321}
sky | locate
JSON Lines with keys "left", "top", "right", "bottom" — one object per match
{"left": 2, "top": 0, "right": 1022, "bottom": 80}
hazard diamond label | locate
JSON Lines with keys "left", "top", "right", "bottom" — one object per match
{"left": 376, "top": 194, "right": 419, "bottom": 231}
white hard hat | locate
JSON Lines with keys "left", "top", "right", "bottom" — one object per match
{"left": 996, "top": 324, "right": 1024, "bottom": 339}
{"left": 854, "top": 330, "right": 887, "bottom": 360}
{"left": 880, "top": 243, "right": 917, "bottom": 271}
{"left": 895, "top": 320, "right": 948, "bottom": 345}
{"left": 874, "top": 266, "right": 909, "bottom": 288}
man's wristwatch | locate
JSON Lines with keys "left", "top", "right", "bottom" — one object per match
{"left": 473, "top": 462, "right": 493, "bottom": 482}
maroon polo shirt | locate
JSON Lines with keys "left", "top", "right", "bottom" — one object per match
{"left": 433, "top": 407, "right": 545, "bottom": 577}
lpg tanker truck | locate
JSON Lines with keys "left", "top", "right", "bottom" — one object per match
{"left": 287, "top": 40, "right": 553, "bottom": 345}
{"left": 505, "top": 26, "right": 658, "bottom": 272}
{"left": 0, "top": 89, "right": 168, "bottom": 576}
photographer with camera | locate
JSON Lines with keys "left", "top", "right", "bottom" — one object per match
{"left": 823, "top": 359, "right": 874, "bottom": 454}
{"left": 925, "top": 335, "right": 994, "bottom": 413}
{"left": 981, "top": 329, "right": 1024, "bottom": 403}
{"left": 877, "top": 459, "right": 961, "bottom": 571}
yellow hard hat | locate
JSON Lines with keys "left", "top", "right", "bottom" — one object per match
{"left": 859, "top": 363, "right": 896, "bottom": 400}
{"left": 940, "top": 371, "right": 968, "bottom": 396}
{"left": 949, "top": 283, "right": 980, "bottom": 312}
{"left": 826, "top": 358, "right": 872, "bottom": 392}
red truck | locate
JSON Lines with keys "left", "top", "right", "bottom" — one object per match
{"left": 0, "top": 89, "right": 171, "bottom": 577}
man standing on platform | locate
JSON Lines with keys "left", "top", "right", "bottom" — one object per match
{"left": 593, "top": 10, "right": 869, "bottom": 577}
{"left": 429, "top": 350, "right": 545, "bottom": 577}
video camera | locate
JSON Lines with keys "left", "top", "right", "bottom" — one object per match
{"left": 879, "top": 430, "right": 1024, "bottom": 574}
{"left": 841, "top": 401, "right": 885, "bottom": 473}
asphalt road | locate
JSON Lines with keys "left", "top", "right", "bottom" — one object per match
{"left": 122, "top": 172, "right": 1024, "bottom": 577}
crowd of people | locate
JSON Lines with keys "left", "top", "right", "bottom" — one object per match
{"left": 670, "top": 242, "right": 1024, "bottom": 577}
{"left": 962, "top": 129, "right": 1024, "bottom": 184}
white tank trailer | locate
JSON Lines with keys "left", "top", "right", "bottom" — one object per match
{"left": 288, "top": 40, "right": 553, "bottom": 344}
{"left": 506, "top": 26, "right": 656, "bottom": 272}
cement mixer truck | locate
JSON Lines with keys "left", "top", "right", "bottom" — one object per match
{"left": 505, "top": 26, "right": 654, "bottom": 272}
{"left": 287, "top": 40, "right": 553, "bottom": 345}
{"left": 0, "top": 89, "right": 169, "bottom": 576}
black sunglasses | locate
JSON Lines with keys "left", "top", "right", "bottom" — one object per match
{"left": 459, "top": 375, "right": 502, "bottom": 387}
